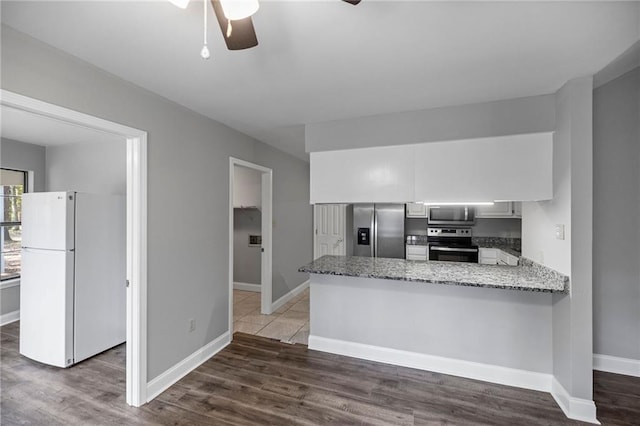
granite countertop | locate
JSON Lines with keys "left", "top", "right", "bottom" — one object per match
{"left": 299, "top": 255, "right": 568, "bottom": 293}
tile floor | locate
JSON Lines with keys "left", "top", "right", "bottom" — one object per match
{"left": 233, "top": 289, "right": 309, "bottom": 344}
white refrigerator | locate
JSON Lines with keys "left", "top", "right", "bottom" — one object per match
{"left": 20, "top": 191, "right": 126, "bottom": 368}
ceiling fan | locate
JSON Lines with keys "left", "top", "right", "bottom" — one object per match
{"left": 170, "top": 0, "right": 361, "bottom": 53}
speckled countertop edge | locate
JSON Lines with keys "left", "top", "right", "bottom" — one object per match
{"left": 299, "top": 255, "right": 568, "bottom": 293}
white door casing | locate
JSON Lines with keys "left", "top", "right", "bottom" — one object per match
{"left": 314, "top": 204, "right": 347, "bottom": 259}
{"left": 229, "top": 158, "right": 273, "bottom": 324}
{"left": 0, "top": 90, "right": 148, "bottom": 407}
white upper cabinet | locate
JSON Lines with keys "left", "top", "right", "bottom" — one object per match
{"left": 476, "top": 202, "right": 513, "bottom": 217}
{"left": 309, "top": 133, "right": 553, "bottom": 204}
{"left": 476, "top": 202, "right": 523, "bottom": 218}
{"left": 513, "top": 202, "right": 522, "bottom": 218}
{"left": 413, "top": 133, "right": 553, "bottom": 203}
{"left": 310, "top": 145, "right": 414, "bottom": 203}
{"left": 406, "top": 203, "right": 428, "bottom": 217}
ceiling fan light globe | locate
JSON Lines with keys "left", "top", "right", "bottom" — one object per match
{"left": 219, "top": 0, "right": 259, "bottom": 20}
{"left": 200, "top": 45, "right": 211, "bottom": 59}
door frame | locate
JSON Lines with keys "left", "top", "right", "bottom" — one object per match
{"left": 229, "top": 158, "right": 273, "bottom": 328}
{"left": 1, "top": 90, "right": 148, "bottom": 407}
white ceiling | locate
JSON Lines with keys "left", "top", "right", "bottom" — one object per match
{"left": 1, "top": 1, "right": 638, "bottom": 161}
{"left": 1, "top": 105, "right": 125, "bottom": 147}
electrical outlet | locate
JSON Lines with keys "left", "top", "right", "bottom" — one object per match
{"left": 189, "top": 319, "right": 196, "bottom": 332}
{"left": 554, "top": 224, "right": 565, "bottom": 240}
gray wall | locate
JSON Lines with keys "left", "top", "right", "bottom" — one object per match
{"left": 311, "top": 274, "right": 553, "bottom": 373}
{"left": 252, "top": 141, "right": 313, "bottom": 300}
{"left": 522, "top": 77, "right": 594, "bottom": 401}
{"left": 1, "top": 138, "right": 46, "bottom": 191}
{"left": 306, "top": 94, "right": 556, "bottom": 152}
{"left": 0, "top": 138, "right": 46, "bottom": 319}
{"left": 233, "top": 209, "right": 261, "bottom": 285}
{"left": 472, "top": 219, "right": 521, "bottom": 238}
{"left": 404, "top": 218, "right": 429, "bottom": 236}
{"left": 0, "top": 25, "right": 312, "bottom": 380}
{"left": 593, "top": 67, "right": 640, "bottom": 361}
{"left": 46, "top": 140, "right": 126, "bottom": 194}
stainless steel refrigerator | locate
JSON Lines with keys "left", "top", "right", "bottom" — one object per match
{"left": 353, "top": 203, "right": 405, "bottom": 259}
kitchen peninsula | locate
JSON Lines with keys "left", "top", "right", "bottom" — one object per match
{"left": 299, "top": 255, "right": 569, "bottom": 393}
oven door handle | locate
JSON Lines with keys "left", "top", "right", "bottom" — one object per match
{"left": 430, "top": 247, "right": 478, "bottom": 253}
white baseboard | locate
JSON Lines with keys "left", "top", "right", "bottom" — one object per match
{"left": 271, "top": 280, "right": 309, "bottom": 312}
{"left": 593, "top": 353, "right": 640, "bottom": 377}
{"left": 308, "top": 335, "right": 552, "bottom": 393}
{"left": 0, "top": 310, "right": 20, "bottom": 326}
{"left": 146, "top": 331, "right": 230, "bottom": 402}
{"left": 551, "top": 377, "right": 599, "bottom": 424}
{"left": 233, "top": 282, "right": 261, "bottom": 292}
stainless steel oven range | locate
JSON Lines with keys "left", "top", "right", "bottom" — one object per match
{"left": 427, "top": 227, "right": 479, "bottom": 263}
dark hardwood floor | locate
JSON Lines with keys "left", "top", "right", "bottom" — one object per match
{"left": 1, "top": 321, "right": 638, "bottom": 425}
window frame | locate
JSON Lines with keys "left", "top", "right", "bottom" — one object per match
{"left": 1, "top": 167, "right": 28, "bottom": 282}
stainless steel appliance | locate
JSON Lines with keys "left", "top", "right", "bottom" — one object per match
{"left": 427, "top": 206, "right": 476, "bottom": 226}
{"left": 427, "top": 227, "right": 479, "bottom": 263}
{"left": 353, "top": 203, "right": 405, "bottom": 259}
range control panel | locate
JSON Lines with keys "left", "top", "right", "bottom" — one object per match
{"left": 427, "top": 228, "right": 472, "bottom": 238}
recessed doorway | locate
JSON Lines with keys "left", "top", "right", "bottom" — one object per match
{"left": 228, "top": 158, "right": 273, "bottom": 335}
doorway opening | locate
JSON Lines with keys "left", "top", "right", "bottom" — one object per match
{"left": 228, "top": 158, "right": 273, "bottom": 337}
{"left": 0, "top": 90, "right": 148, "bottom": 406}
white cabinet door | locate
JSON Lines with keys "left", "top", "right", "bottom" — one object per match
{"left": 478, "top": 248, "right": 498, "bottom": 265}
{"left": 498, "top": 250, "right": 519, "bottom": 266}
{"left": 476, "top": 202, "right": 524, "bottom": 218}
{"left": 310, "top": 133, "right": 552, "bottom": 204}
{"left": 310, "top": 145, "right": 414, "bottom": 203}
{"left": 314, "top": 204, "right": 347, "bottom": 259}
{"left": 406, "top": 245, "right": 428, "bottom": 261}
{"left": 406, "top": 203, "right": 427, "bottom": 217}
{"left": 476, "top": 202, "right": 514, "bottom": 218}
{"left": 512, "top": 202, "right": 522, "bottom": 218}
{"left": 413, "top": 133, "right": 553, "bottom": 203}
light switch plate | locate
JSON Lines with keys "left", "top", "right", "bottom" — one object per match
{"left": 555, "top": 224, "right": 565, "bottom": 240}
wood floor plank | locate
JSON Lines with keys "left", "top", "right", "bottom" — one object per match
{"left": 197, "top": 356, "right": 415, "bottom": 425}
{"left": 1, "top": 321, "right": 20, "bottom": 337}
{"left": 3, "top": 325, "right": 640, "bottom": 425}
{"left": 174, "top": 368, "right": 370, "bottom": 425}
{"left": 141, "top": 398, "right": 240, "bottom": 426}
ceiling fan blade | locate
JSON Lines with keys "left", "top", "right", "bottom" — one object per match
{"left": 211, "top": 0, "right": 258, "bottom": 50}
{"left": 342, "top": 0, "right": 361, "bottom": 5}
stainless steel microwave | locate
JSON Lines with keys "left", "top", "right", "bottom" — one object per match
{"left": 427, "top": 206, "right": 476, "bottom": 226}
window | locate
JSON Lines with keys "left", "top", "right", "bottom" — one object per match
{"left": 1, "top": 169, "right": 27, "bottom": 281}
